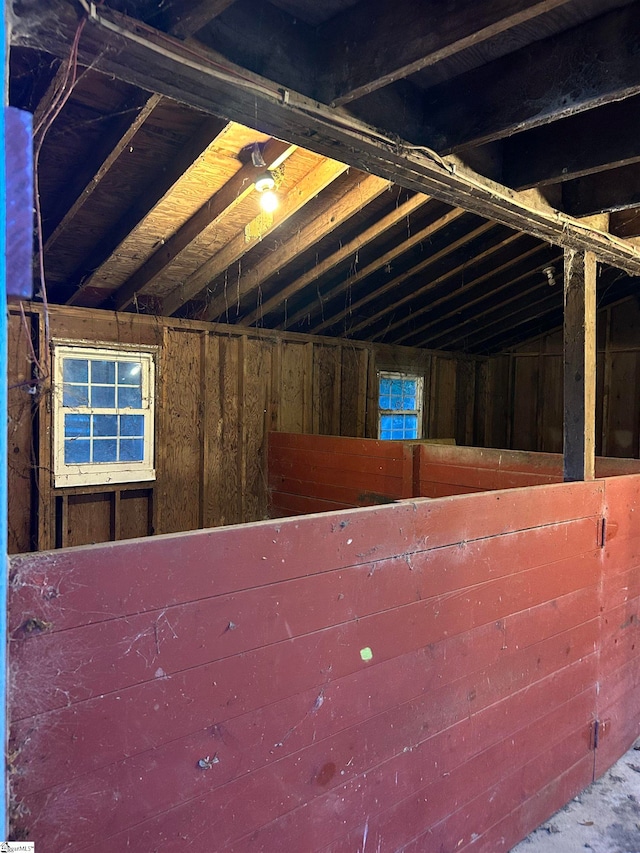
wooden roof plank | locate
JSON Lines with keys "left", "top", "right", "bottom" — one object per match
{"left": 190, "top": 156, "right": 350, "bottom": 319}
{"left": 241, "top": 192, "right": 429, "bottom": 326}
{"left": 562, "top": 162, "right": 640, "bottom": 217}
{"left": 66, "top": 115, "right": 231, "bottom": 307}
{"left": 110, "top": 137, "right": 295, "bottom": 312}
{"left": 165, "top": 0, "right": 239, "bottom": 38}
{"left": 210, "top": 173, "right": 393, "bottom": 324}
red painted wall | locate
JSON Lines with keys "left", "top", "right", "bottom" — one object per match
{"left": 8, "top": 475, "right": 640, "bottom": 851}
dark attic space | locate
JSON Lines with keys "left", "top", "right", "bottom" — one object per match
{"left": 4, "top": 0, "right": 640, "bottom": 851}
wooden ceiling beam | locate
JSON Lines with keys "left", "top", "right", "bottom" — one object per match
{"left": 502, "top": 95, "right": 640, "bottom": 190}
{"left": 280, "top": 208, "right": 468, "bottom": 332}
{"left": 163, "top": 0, "right": 239, "bottom": 39}
{"left": 13, "top": 0, "right": 640, "bottom": 277}
{"left": 610, "top": 209, "right": 640, "bottom": 239}
{"left": 44, "top": 92, "right": 163, "bottom": 249}
{"left": 66, "top": 115, "right": 231, "bottom": 307}
{"left": 109, "top": 137, "right": 295, "bottom": 312}
{"left": 562, "top": 162, "right": 640, "bottom": 217}
{"left": 213, "top": 173, "right": 392, "bottom": 324}
{"left": 372, "top": 234, "right": 542, "bottom": 342}
{"left": 241, "top": 192, "right": 429, "bottom": 327}
{"left": 309, "top": 218, "right": 494, "bottom": 335}
{"left": 317, "top": 0, "right": 575, "bottom": 107}
{"left": 424, "top": 3, "right": 640, "bottom": 153}
{"left": 171, "top": 156, "right": 349, "bottom": 318}
{"left": 43, "top": 4, "right": 226, "bottom": 251}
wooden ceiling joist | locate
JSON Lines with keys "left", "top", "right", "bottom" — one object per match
{"left": 241, "top": 192, "right": 429, "bottom": 326}
{"left": 502, "top": 95, "right": 640, "bottom": 190}
{"left": 396, "top": 244, "right": 560, "bottom": 346}
{"left": 13, "top": 0, "right": 640, "bottom": 280}
{"left": 317, "top": 0, "right": 576, "bottom": 107}
{"left": 44, "top": 92, "right": 162, "bottom": 249}
{"left": 281, "top": 207, "right": 468, "bottom": 332}
{"left": 111, "top": 137, "right": 295, "bottom": 312}
{"left": 368, "top": 234, "right": 540, "bottom": 342}
{"left": 205, "top": 173, "right": 392, "bottom": 324}
{"left": 164, "top": 0, "right": 240, "bottom": 38}
{"left": 562, "top": 162, "right": 640, "bottom": 218}
{"left": 424, "top": 2, "right": 640, "bottom": 153}
{"left": 67, "top": 115, "right": 230, "bottom": 307}
{"left": 180, "top": 155, "right": 349, "bottom": 319}
{"left": 309, "top": 217, "right": 495, "bottom": 335}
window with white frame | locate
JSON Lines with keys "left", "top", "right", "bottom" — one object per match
{"left": 378, "top": 371, "right": 423, "bottom": 440}
{"left": 53, "top": 344, "right": 156, "bottom": 487}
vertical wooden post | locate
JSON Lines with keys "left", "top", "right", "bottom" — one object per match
{"left": 563, "top": 249, "right": 596, "bottom": 481}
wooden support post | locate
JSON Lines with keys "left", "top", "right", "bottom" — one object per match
{"left": 563, "top": 249, "right": 596, "bottom": 481}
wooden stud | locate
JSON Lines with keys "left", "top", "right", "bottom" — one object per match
{"left": 563, "top": 249, "right": 596, "bottom": 481}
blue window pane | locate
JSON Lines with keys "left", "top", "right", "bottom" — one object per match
{"left": 118, "top": 386, "right": 142, "bottom": 409}
{"left": 118, "top": 362, "right": 142, "bottom": 386}
{"left": 93, "top": 414, "right": 118, "bottom": 437}
{"left": 63, "top": 359, "right": 88, "bottom": 383}
{"left": 91, "top": 385, "right": 115, "bottom": 408}
{"left": 391, "top": 395, "right": 403, "bottom": 410}
{"left": 94, "top": 439, "right": 117, "bottom": 462}
{"left": 120, "top": 414, "right": 144, "bottom": 437}
{"left": 120, "top": 438, "right": 144, "bottom": 462}
{"left": 391, "top": 380, "right": 402, "bottom": 395}
{"left": 63, "top": 384, "right": 89, "bottom": 407}
{"left": 392, "top": 415, "right": 405, "bottom": 430}
{"left": 380, "top": 429, "right": 392, "bottom": 440}
{"left": 91, "top": 360, "right": 115, "bottom": 384}
{"left": 403, "top": 380, "right": 417, "bottom": 396}
{"left": 64, "top": 415, "right": 90, "bottom": 438}
{"left": 65, "top": 438, "right": 90, "bottom": 463}
{"left": 379, "top": 394, "right": 390, "bottom": 409}
{"left": 404, "top": 396, "right": 416, "bottom": 409}
{"left": 391, "top": 429, "right": 405, "bottom": 439}
{"left": 379, "top": 378, "right": 391, "bottom": 395}
{"left": 380, "top": 415, "right": 393, "bottom": 431}
{"left": 65, "top": 414, "right": 90, "bottom": 438}
{"left": 405, "top": 415, "right": 418, "bottom": 439}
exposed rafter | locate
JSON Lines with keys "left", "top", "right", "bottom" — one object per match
{"left": 12, "top": 0, "right": 640, "bottom": 279}
{"left": 177, "top": 156, "right": 349, "bottom": 319}
{"left": 562, "top": 162, "right": 640, "bottom": 217}
{"left": 110, "top": 137, "right": 295, "bottom": 312}
{"left": 204, "top": 173, "right": 391, "bottom": 323}
{"left": 67, "top": 115, "right": 230, "bottom": 307}
{"left": 241, "top": 192, "right": 429, "bottom": 326}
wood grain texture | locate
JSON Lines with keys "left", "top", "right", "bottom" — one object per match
{"left": 11, "top": 472, "right": 634, "bottom": 850}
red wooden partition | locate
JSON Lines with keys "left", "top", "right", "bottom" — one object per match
{"left": 267, "top": 433, "right": 640, "bottom": 513}
{"left": 415, "top": 442, "right": 640, "bottom": 498}
{"left": 8, "top": 475, "right": 640, "bottom": 851}
{"left": 268, "top": 431, "right": 414, "bottom": 516}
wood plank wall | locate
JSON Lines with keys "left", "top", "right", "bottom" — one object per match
{"left": 11, "top": 475, "right": 640, "bottom": 851}
{"left": 7, "top": 304, "right": 484, "bottom": 553}
{"left": 487, "top": 297, "right": 640, "bottom": 456}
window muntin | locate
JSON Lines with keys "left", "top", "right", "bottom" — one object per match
{"left": 54, "top": 345, "right": 155, "bottom": 487}
{"left": 378, "top": 372, "right": 423, "bottom": 440}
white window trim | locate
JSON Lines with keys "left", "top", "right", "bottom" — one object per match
{"left": 53, "top": 342, "right": 156, "bottom": 488}
{"left": 378, "top": 370, "right": 424, "bottom": 440}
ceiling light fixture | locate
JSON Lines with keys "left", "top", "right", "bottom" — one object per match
{"left": 254, "top": 170, "right": 279, "bottom": 212}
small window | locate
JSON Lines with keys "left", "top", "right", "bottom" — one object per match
{"left": 378, "top": 372, "right": 423, "bottom": 440}
{"left": 53, "top": 344, "right": 155, "bottom": 487}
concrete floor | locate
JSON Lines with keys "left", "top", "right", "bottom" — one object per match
{"left": 511, "top": 743, "right": 640, "bottom": 853}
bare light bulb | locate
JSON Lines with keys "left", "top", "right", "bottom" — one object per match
{"left": 260, "top": 189, "right": 279, "bottom": 213}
